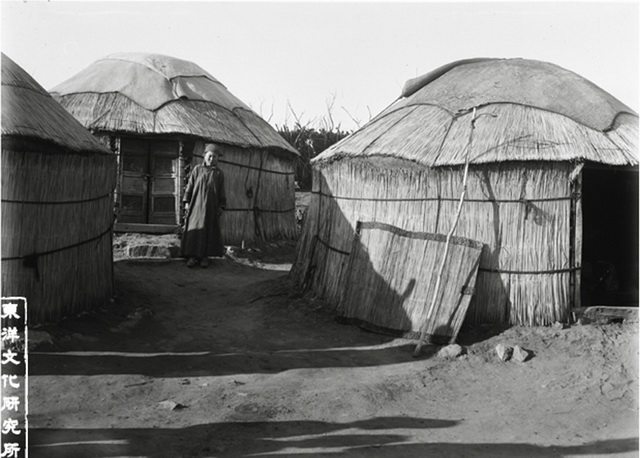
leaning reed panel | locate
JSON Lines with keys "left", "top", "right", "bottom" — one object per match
{"left": 1, "top": 148, "right": 117, "bottom": 324}
{"left": 293, "top": 157, "right": 575, "bottom": 326}
{"left": 338, "top": 222, "right": 482, "bottom": 342}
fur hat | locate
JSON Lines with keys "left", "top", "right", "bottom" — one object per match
{"left": 204, "top": 143, "right": 222, "bottom": 155}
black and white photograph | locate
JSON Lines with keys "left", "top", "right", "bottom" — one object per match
{"left": 1, "top": 1, "right": 638, "bottom": 457}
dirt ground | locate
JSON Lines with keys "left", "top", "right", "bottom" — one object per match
{"left": 27, "top": 242, "right": 639, "bottom": 458}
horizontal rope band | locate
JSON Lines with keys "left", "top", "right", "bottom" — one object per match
{"left": 315, "top": 235, "right": 351, "bottom": 256}
{"left": 224, "top": 207, "right": 295, "bottom": 214}
{"left": 312, "top": 190, "right": 574, "bottom": 204}
{"left": 217, "top": 159, "right": 294, "bottom": 176}
{"left": 479, "top": 266, "right": 581, "bottom": 275}
{"left": 2, "top": 221, "right": 113, "bottom": 262}
{"left": 357, "top": 221, "right": 484, "bottom": 250}
{"left": 2, "top": 192, "right": 112, "bottom": 205}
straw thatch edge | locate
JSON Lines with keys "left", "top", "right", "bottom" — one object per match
{"left": 51, "top": 92, "right": 299, "bottom": 157}
{"left": 314, "top": 103, "right": 638, "bottom": 168}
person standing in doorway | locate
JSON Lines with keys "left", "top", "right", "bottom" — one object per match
{"left": 181, "top": 143, "right": 227, "bottom": 268}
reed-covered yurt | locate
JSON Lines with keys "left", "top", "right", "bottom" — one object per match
{"left": 1, "top": 54, "right": 117, "bottom": 324}
{"left": 291, "top": 58, "right": 638, "bottom": 328}
{"left": 50, "top": 52, "right": 299, "bottom": 244}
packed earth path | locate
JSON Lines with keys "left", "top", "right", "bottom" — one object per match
{"left": 27, "top": 243, "right": 638, "bottom": 458}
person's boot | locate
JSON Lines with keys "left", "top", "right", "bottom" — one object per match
{"left": 200, "top": 258, "right": 209, "bottom": 268}
{"left": 187, "top": 257, "right": 198, "bottom": 268}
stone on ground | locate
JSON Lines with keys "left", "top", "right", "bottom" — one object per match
{"left": 437, "top": 344, "right": 464, "bottom": 359}
{"left": 495, "top": 343, "right": 513, "bottom": 362}
{"left": 512, "top": 345, "right": 532, "bottom": 363}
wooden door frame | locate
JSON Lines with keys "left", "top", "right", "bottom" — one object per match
{"left": 117, "top": 136, "right": 151, "bottom": 225}
{"left": 113, "top": 134, "right": 187, "bottom": 233}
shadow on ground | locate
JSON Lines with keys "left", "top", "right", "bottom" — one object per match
{"left": 29, "top": 423, "right": 638, "bottom": 458}
{"left": 29, "top": 343, "right": 435, "bottom": 377}
{"left": 30, "top": 259, "right": 440, "bottom": 377}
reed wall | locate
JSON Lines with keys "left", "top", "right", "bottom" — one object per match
{"left": 1, "top": 148, "right": 117, "bottom": 324}
{"left": 192, "top": 141, "right": 297, "bottom": 246}
{"left": 291, "top": 157, "right": 577, "bottom": 326}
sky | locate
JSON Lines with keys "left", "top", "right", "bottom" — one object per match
{"left": 1, "top": 1, "right": 638, "bottom": 132}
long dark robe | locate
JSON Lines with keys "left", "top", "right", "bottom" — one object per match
{"left": 181, "top": 164, "right": 227, "bottom": 258}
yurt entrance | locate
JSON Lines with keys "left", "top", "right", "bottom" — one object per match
{"left": 117, "top": 137, "right": 181, "bottom": 229}
{"left": 580, "top": 164, "right": 639, "bottom": 307}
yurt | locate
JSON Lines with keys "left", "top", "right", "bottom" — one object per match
{"left": 50, "top": 53, "right": 299, "bottom": 244}
{"left": 291, "top": 58, "right": 638, "bottom": 330}
{"left": 1, "top": 54, "right": 117, "bottom": 324}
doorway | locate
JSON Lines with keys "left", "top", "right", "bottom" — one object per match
{"left": 118, "top": 137, "right": 180, "bottom": 225}
{"left": 581, "top": 164, "right": 639, "bottom": 307}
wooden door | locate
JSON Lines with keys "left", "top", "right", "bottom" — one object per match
{"left": 149, "top": 140, "right": 179, "bottom": 225}
{"left": 119, "top": 138, "right": 149, "bottom": 224}
{"left": 118, "top": 138, "right": 179, "bottom": 225}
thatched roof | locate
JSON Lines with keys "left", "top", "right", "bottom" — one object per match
{"left": 316, "top": 58, "right": 638, "bottom": 167}
{"left": 1, "top": 53, "right": 112, "bottom": 154}
{"left": 50, "top": 53, "right": 298, "bottom": 156}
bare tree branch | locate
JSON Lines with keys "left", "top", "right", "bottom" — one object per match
{"left": 341, "top": 106, "right": 362, "bottom": 129}
{"left": 324, "top": 92, "right": 337, "bottom": 131}
{"left": 286, "top": 99, "right": 307, "bottom": 129}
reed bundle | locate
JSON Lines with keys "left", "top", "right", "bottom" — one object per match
{"left": 291, "top": 157, "right": 578, "bottom": 326}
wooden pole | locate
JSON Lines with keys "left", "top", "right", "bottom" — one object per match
{"left": 413, "top": 108, "right": 495, "bottom": 357}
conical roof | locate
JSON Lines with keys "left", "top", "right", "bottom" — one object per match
{"left": 2, "top": 53, "right": 112, "bottom": 154}
{"left": 50, "top": 53, "right": 298, "bottom": 155}
{"left": 316, "top": 58, "right": 638, "bottom": 166}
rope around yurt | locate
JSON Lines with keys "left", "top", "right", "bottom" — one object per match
{"left": 194, "top": 152, "right": 296, "bottom": 244}
{"left": 413, "top": 107, "right": 496, "bottom": 357}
